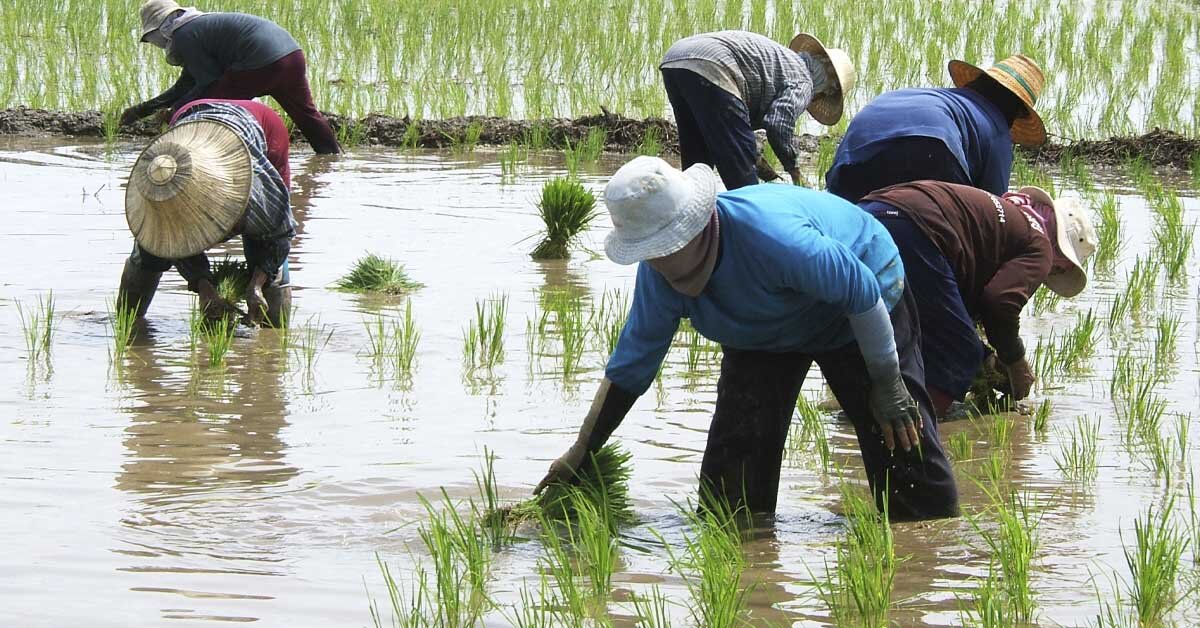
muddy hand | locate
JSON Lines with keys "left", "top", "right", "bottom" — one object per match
{"left": 118, "top": 106, "right": 143, "bottom": 126}
{"left": 754, "top": 156, "right": 781, "bottom": 182}
{"left": 533, "top": 445, "right": 586, "bottom": 495}
{"left": 197, "top": 280, "right": 243, "bottom": 321}
{"left": 1003, "top": 357, "right": 1036, "bottom": 400}
{"left": 868, "top": 374, "right": 922, "bottom": 452}
{"left": 242, "top": 270, "right": 270, "bottom": 327}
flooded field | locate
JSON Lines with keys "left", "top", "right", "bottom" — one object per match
{"left": 2, "top": 137, "right": 1199, "bottom": 626}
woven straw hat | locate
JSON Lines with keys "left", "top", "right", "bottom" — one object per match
{"left": 949, "top": 54, "right": 1046, "bottom": 146}
{"left": 603, "top": 157, "right": 718, "bottom": 265}
{"left": 139, "top": 0, "right": 182, "bottom": 41}
{"left": 1018, "top": 186, "right": 1097, "bottom": 298}
{"left": 125, "top": 120, "right": 253, "bottom": 260}
{"left": 789, "top": 33, "right": 856, "bottom": 125}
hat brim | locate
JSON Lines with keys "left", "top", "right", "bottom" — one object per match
{"left": 789, "top": 33, "right": 850, "bottom": 125}
{"left": 1018, "top": 186, "right": 1086, "bottom": 297}
{"left": 604, "top": 163, "right": 718, "bottom": 265}
{"left": 948, "top": 59, "right": 1046, "bottom": 147}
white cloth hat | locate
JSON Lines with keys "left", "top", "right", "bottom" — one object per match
{"left": 1019, "top": 186, "right": 1097, "bottom": 297}
{"left": 603, "top": 157, "right": 718, "bottom": 265}
{"left": 139, "top": 0, "right": 182, "bottom": 41}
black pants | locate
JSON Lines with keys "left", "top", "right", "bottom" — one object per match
{"left": 130, "top": 240, "right": 290, "bottom": 292}
{"left": 825, "top": 136, "right": 971, "bottom": 203}
{"left": 699, "top": 286, "right": 959, "bottom": 522}
{"left": 661, "top": 68, "right": 759, "bottom": 190}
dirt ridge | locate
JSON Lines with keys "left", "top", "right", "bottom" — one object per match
{"left": 1, "top": 106, "right": 1196, "bottom": 170}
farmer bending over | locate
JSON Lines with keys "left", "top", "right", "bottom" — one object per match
{"left": 536, "top": 157, "right": 959, "bottom": 522}
{"left": 826, "top": 55, "right": 1045, "bottom": 202}
{"left": 859, "top": 181, "right": 1096, "bottom": 416}
{"left": 120, "top": 0, "right": 341, "bottom": 154}
{"left": 119, "top": 99, "right": 295, "bottom": 327}
{"left": 660, "top": 31, "right": 855, "bottom": 190}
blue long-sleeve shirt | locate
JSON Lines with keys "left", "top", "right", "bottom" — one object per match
{"left": 825, "top": 88, "right": 1014, "bottom": 196}
{"left": 605, "top": 184, "right": 904, "bottom": 395}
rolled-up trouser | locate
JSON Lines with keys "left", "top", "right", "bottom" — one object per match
{"left": 825, "top": 136, "right": 971, "bottom": 203}
{"left": 660, "top": 68, "right": 759, "bottom": 190}
{"left": 861, "top": 202, "right": 983, "bottom": 403}
{"left": 698, "top": 284, "right": 959, "bottom": 522}
{"left": 184, "top": 50, "right": 340, "bottom": 154}
{"left": 129, "top": 243, "right": 291, "bottom": 292}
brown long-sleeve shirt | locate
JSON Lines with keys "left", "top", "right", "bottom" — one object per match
{"left": 863, "top": 181, "right": 1052, "bottom": 363}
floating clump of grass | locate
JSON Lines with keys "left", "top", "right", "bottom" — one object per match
{"left": 336, "top": 254, "right": 422, "bottom": 295}
{"left": 488, "top": 443, "right": 633, "bottom": 530}
{"left": 211, "top": 257, "right": 250, "bottom": 303}
{"left": 530, "top": 177, "right": 598, "bottom": 260}
{"left": 16, "top": 291, "right": 55, "bottom": 363}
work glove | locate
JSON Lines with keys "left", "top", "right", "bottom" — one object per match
{"left": 535, "top": 442, "right": 588, "bottom": 495}
{"left": 867, "top": 372, "right": 922, "bottom": 452}
{"left": 1002, "top": 357, "right": 1036, "bottom": 400}
{"left": 533, "top": 379, "right": 638, "bottom": 495}
{"left": 118, "top": 105, "right": 145, "bottom": 126}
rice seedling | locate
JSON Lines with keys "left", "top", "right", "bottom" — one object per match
{"left": 368, "top": 556, "right": 428, "bottom": 628}
{"left": 1153, "top": 313, "right": 1180, "bottom": 369}
{"left": 1033, "top": 400, "right": 1052, "bottom": 435}
{"left": 108, "top": 297, "right": 138, "bottom": 365}
{"left": 660, "top": 493, "right": 752, "bottom": 628}
{"left": 636, "top": 127, "right": 663, "bottom": 156}
{"left": 364, "top": 314, "right": 389, "bottom": 371}
{"left": 573, "top": 127, "right": 606, "bottom": 164}
{"left": 399, "top": 121, "right": 421, "bottom": 151}
{"left": 530, "top": 177, "right": 598, "bottom": 260}
{"left": 814, "top": 484, "right": 897, "bottom": 627}
{"left": 566, "top": 488, "right": 619, "bottom": 602}
{"left": 498, "top": 141, "right": 525, "bottom": 183}
{"left": 1091, "top": 192, "right": 1122, "bottom": 271}
{"left": 1191, "top": 152, "right": 1200, "bottom": 187}
{"left": 392, "top": 301, "right": 420, "bottom": 376}
{"left": 534, "top": 508, "right": 589, "bottom": 623}
{"left": 522, "top": 123, "right": 549, "bottom": 151}
{"left": 1053, "top": 416, "right": 1100, "bottom": 483}
{"left": 787, "top": 394, "right": 832, "bottom": 472}
{"left": 187, "top": 297, "right": 203, "bottom": 356}
{"left": 968, "top": 489, "right": 1041, "bottom": 624}
{"left": 489, "top": 443, "right": 633, "bottom": 532}
{"left": 201, "top": 315, "right": 237, "bottom": 367}
{"left": 463, "top": 294, "right": 508, "bottom": 371}
{"left": 1187, "top": 470, "right": 1200, "bottom": 566}
{"left": 959, "top": 563, "right": 1013, "bottom": 628}
{"left": 336, "top": 254, "right": 422, "bottom": 295}
{"left": 446, "top": 121, "right": 484, "bottom": 154}
{"left": 15, "top": 291, "right": 55, "bottom": 363}
{"left": 590, "top": 288, "right": 628, "bottom": 359}
{"left": 629, "top": 586, "right": 673, "bottom": 628}
{"left": 1121, "top": 498, "right": 1190, "bottom": 626}
{"left": 947, "top": 431, "right": 974, "bottom": 462}
{"left": 1029, "top": 285, "right": 1062, "bottom": 316}
{"left": 557, "top": 299, "right": 589, "bottom": 379}
{"left": 989, "top": 413, "right": 1016, "bottom": 452}
{"left": 211, "top": 257, "right": 250, "bottom": 303}
{"left": 415, "top": 493, "right": 490, "bottom": 627}
{"left": 980, "top": 450, "right": 1007, "bottom": 490}
{"left": 294, "top": 316, "right": 333, "bottom": 378}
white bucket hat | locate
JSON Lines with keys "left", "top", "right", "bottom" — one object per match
{"left": 603, "top": 156, "right": 718, "bottom": 265}
{"left": 1019, "top": 186, "right": 1097, "bottom": 298}
{"left": 139, "top": 0, "right": 182, "bottom": 41}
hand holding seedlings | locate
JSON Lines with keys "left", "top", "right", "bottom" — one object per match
{"left": 197, "top": 279, "right": 245, "bottom": 321}
{"left": 243, "top": 269, "right": 270, "bottom": 326}
{"left": 1003, "top": 357, "right": 1036, "bottom": 400}
{"left": 534, "top": 444, "right": 586, "bottom": 495}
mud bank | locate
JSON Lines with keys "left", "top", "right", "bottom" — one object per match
{"left": 2, "top": 106, "right": 1195, "bottom": 170}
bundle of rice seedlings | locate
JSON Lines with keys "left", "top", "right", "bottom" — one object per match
{"left": 530, "top": 177, "right": 598, "bottom": 260}
{"left": 487, "top": 443, "right": 634, "bottom": 531}
{"left": 211, "top": 257, "right": 250, "bottom": 303}
{"left": 335, "top": 254, "right": 423, "bottom": 294}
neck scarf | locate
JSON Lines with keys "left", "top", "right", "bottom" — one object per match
{"left": 162, "top": 8, "right": 206, "bottom": 65}
{"left": 647, "top": 210, "right": 720, "bottom": 297}
{"left": 1001, "top": 191, "right": 1057, "bottom": 240}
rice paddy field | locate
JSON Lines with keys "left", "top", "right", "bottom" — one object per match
{"left": 3, "top": 0, "right": 1200, "bottom": 627}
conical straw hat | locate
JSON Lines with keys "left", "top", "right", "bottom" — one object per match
{"left": 948, "top": 54, "right": 1047, "bottom": 146}
{"left": 125, "top": 120, "right": 253, "bottom": 259}
{"left": 789, "top": 33, "right": 856, "bottom": 125}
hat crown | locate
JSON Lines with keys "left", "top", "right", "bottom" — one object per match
{"left": 605, "top": 156, "right": 693, "bottom": 243}
{"left": 987, "top": 54, "right": 1045, "bottom": 108}
{"left": 139, "top": 0, "right": 182, "bottom": 37}
{"left": 1057, "top": 198, "right": 1098, "bottom": 263}
{"left": 148, "top": 154, "right": 178, "bottom": 185}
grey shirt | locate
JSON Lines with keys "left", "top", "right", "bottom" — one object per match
{"left": 661, "top": 30, "right": 818, "bottom": 171}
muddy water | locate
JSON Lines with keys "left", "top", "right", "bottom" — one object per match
{"left": 2, "top": 137, "right": 1198, "bottom": 626}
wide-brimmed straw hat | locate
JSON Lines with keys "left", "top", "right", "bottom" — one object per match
{"left": 949, "top": 54, "right": 1047, "bottom": 146}
{"left": 125, "top": 120, "right": 253, "bottom": 260}
{"left": 139, "top": 0, "right": 182, "bottom": 41}
{"left": 788, "top": 33, "right": 856, "bottom": 125}
{"left": 603, "top": 156, "right": 718, "bottom": 265}
{"left": 1018, "top": 186, "right": 1097, "bottom": 298}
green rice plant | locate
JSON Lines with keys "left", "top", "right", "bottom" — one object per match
{"left": 558, "top": 299, "right": 589, "bottom": 379}
{"left": 1122, "top": 498, "right": 1190, "bottom": 626}
{"left": 294, "top": 316, "right": 333, "bottom": 377}
{"left": 506, "top": 577, "right": 555, "bottom": 628}
{"left": 101, "top": 109, "right": 120, "bottom": 145}
{"left": 211, "top": 257, "right": 250, "bottom": 303}
{"left": 1153, "top": 313, "right": 1180, "bottom": 369}
{"left": 959, "top": 563, "right": 1013, "bottom": 628}
{"left": 1053, "top": 415, "right": 1100, "bottom": 483}
{"left": 364, "top": 314, "right": 389, "bottom": 371}
{"left": 336, "top": 254, "right": 422, "bottom": 295}
{"left": 1187, "top": 471, "right": 1200, "bottom": 566}
{"left": 1125, "top": 257, "right": 1159, "bottom": 316}
{"left": 1033, "top": 400, "right": 1052, "bottom": 435}
{"left": 1091, "top": 192, "right": 1122, "bottom": 271}
{"left": 399, "top": 121, "right": 421, "bottom": 151}
{"left": 463, "top": 294, "right": 508, "bottom": 371}
{"left": 787, "top": 394, "right": 832, "bottom": 472}
{"left": 815, "top": 484, "right": 897, "bottom": 627}
{"left": 187, "top": 297, "right": 203, "bottom": 357}
{"left": 968, "top": 489, "right": 1041, "bottom": 624}
{"left": 1033, "top": 309, "right": 1098, "bottom": 380}
{"left": 566, "top": 488, "right": 618, "bottom": 602}
{"left": 947, "top": 431, "right": 974, "bottom": 462}
{"left": 1029, "top": 285, "right": 1062, "bottom": 316}
{"left": 368, "top": 556, "right": 428, "bottom": 628}
{"left": 636, "top": 127, "right": 663, "bottom": 156}
{"left": 416, "top": 492, "right": 490, "bottom": 627}
{"left": 1175, "top": 415, "right": 1190, "bottom": 470}
{"left": 980, "top": 450, "right": 1007, "bottom": 491}
{"left": 472, "top": 448, "right": 512, "bottom": 549}
{"left": 1058, "top": 149, "right": 1095, "bottom": 192}
{"left": 392, "top": 300, "right": 420, "bottom": 376}
{"left": 446, "top": 120, "right": 484, "bottom": 154}
{"left": 522, "top": 123, "right": 549, "bottom": 151}
{"left": 629, "top": 585, "right": 673, "bottom": 628}
{"left": 590, "top": 288, "right": 628, "bottom": 358}
{"left": 489, "top": 443, "right": 634, "bottom": 531}
{"left": 1148, "top": 189, "right": 1196, "bottom": 283}
{"left": 108, "top": 297, "right": 138, "bottom": 365}
{"left": 201, "top": 315, "right": 236, "bottom": 367}
{"left": 661, "top": 493, "right": 752, "bottom": 628}
{"left": 1126, "top": 156, "right": 1156, "bottom": 192}
{"left": 15, "top": 291, "right": 55, "bottom": 363}
{"left": 534, "top": 508, "right": 589, "bottom": 623}
{"left": 1191, "top": 153, "right": 1200, "bottom": 187}
{"left": 336, "top": 117, "right": 368, "bottom": 148}
{"left": 530, "top": 177, "right": 598, "bottom": 260}
{"left": 813, "top": 135, "right": 840, "bottom": 186}
{"left": 499, "top": 141, "right": 525, "bottom": 183}
{"left": 989, "top": 414, "right": 1016, "bottom": 452}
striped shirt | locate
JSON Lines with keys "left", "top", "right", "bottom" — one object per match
{"left": 661, "top": 31, "right": 818, "bottom": 171}
{"left": 175, "top": 101, "right": 295, "bottom": 276}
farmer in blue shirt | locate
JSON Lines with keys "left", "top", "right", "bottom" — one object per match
{"left": 535, "top": 157, "right": 959, "bottom": 521}
{"left": 826, "top": 55, "right": 1046, "bottom": 202}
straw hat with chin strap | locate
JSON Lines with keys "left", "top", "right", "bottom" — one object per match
{"left": 788, "top": 33, "right": 856, "bottom": 126}
{"left": 948, "top": 54, "right": 1047, "bottom": 146}
{"left": 125, "top": 120, "right": 253, "bottom": 260}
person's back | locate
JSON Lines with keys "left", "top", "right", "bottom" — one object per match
{"left": 826, "top": 87, "right": 1013, "bottom": 199}
{"left": 171, "top": 13, "right": 300, "bottom": 85}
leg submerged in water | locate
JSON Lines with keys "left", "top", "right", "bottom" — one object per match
{"left": 119, "top": 249, "right": 166, "bottom": 319}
